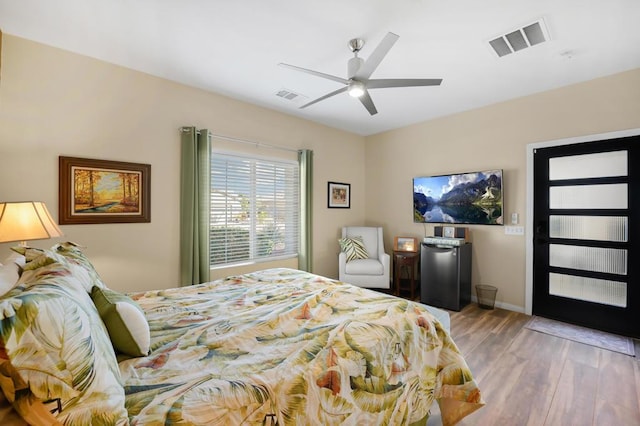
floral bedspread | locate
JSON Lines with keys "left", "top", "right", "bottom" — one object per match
{"left": 120, "top": 268, "right": 483, "bottom": 425}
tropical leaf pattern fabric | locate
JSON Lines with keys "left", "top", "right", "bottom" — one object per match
{"left": 52, "top": 242, "right": 109, "bottom": 291}
{"left": 0, "top": 252, "right": 129, "bottom": 425}
{"left": 338, "top": 236, "right": 369, "bottom": 262}
{"left": 121, "top": 268, "right": 483, "bottom": 425}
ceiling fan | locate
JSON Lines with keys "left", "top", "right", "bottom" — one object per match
{"left": 279, "top": 32, "right": 442, "bottom": 115}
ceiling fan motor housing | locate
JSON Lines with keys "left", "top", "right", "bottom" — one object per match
{"left": 348, "top": 56, "right": 364, "bottom": 78}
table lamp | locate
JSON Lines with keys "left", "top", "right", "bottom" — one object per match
{"left": 0, "top": 201, "right": 63, "bottom": 246}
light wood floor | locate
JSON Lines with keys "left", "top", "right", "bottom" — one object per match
{"left": 427, "top": 303, "right": 640, "bottom": 426}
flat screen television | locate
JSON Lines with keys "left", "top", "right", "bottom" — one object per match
{"left": 413, "top": 169, "right": 503, "bottom": 225}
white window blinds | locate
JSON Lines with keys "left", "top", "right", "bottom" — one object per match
{"left": 211, "top": 152, "right": 299, "bottom": 266}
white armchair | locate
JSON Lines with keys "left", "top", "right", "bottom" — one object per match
{"left": 338, "top": 226, "right": 391, "bottom": 289}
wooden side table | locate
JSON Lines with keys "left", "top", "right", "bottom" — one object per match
{"left": 394, "top": 250, "right": 419, "bottom": 300}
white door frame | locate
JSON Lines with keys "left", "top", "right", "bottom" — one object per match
{"left": 525, "top": 127, "right": 640, "bottom": 315}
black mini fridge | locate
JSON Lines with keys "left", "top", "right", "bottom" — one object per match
{"left": 420, "top": 243, "right": 472, "bottom": 311}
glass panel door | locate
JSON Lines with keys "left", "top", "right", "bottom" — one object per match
{"left": 549, "top": 215, "right": 627, "bottom": 242}
{"left": 533, "top": 136, "right": 639, "bottom": 337}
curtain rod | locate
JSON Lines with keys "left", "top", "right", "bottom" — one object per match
{"left": 181, "top": 127, "right": 300, "bottom": 153}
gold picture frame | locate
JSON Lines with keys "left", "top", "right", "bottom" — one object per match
{"left": 59, "top": 156, "right": 151, "bottom": 224}
{"left": 394, "top": 236, "right": 418, "bottom": 252}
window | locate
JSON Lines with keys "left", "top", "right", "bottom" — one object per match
{"left": 210, "top": 152, "right": 299, "bottom": 266}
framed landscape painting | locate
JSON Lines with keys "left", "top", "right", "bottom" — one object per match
{"left": 59, "top": 156, "right": 151, "bottom": 224}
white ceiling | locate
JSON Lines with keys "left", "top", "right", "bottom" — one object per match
{"left": 1, "top": 0, "right": 639, "bottom": 136}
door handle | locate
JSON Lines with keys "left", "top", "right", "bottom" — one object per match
{"left": 535, "top": 222, "right": 549, "bottom": 244}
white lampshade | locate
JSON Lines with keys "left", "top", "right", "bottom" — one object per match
{"left": 0, "top": 201, "right": 64, "bottom": 245}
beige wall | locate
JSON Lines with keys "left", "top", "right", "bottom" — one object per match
{"left": 2, "top": 34, "right": 640, "bottom": 309}
{"left": 365, "top": 68, "right": 640, "bottom": 311}
{"left": 0, "top": 35, "right": 365, "bottom": 292}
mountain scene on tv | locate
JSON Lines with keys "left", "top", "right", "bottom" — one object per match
{"left": 414, "top": 170, "right": 503, "bottom": 225}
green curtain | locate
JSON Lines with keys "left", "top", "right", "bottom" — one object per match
{"left": 180, "top": 127, "right": 211, "bottom": 285}
{"left": 298, "top": 149, "right": 313, "bottom": 272}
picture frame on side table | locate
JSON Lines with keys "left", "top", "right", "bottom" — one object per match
{"left": 59, "top": 156, "right": 151, "bottom": 224}
{"left": 328, "top": 181, "right": 350, "bottom": 208}
{"left": 394, "top": 237, "right": 418, "bottom": 252}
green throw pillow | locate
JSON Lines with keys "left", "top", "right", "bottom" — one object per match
{"left": 339, "top": 236, "right": 369, "bottom": 262}
{"left": 91, "top": 287, "right": 150, "bottom": 357}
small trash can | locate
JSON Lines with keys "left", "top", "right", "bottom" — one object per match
{"left": 476, "top": 285, "right": 498, "bottom": 309}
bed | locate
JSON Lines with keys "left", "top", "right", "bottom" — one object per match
{"left": 0, "top": 243, "right": 483, "bottom": 425}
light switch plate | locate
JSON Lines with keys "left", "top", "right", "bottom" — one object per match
{"left": 505, "top": 226, "right": 524, "bottom": 236}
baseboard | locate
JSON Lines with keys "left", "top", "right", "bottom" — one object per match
{"left": 470, "top": 295, "right": 525, "bottom": 313}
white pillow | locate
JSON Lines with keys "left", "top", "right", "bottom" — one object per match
{"left": 0, "top": 253, "right": 23, "bottom": 296}
{"left": 3, "top": 252, "right": 26, "bottom": 269}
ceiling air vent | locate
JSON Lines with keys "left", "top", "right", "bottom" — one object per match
{"left": 489, "top": 19, "right": 549, "bottom": 58}
{"left": 276, "top": 89, "right": 299, "bottom": 100}
{"left": 275, "top": 88, "right": 309, "bottom": 103}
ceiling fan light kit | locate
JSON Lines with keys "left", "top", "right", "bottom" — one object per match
{"left": 348, "top": 81, "right": 365, "bottom": 98}
{"left": 279, "top": 32, "right": 443, "bottom": 115}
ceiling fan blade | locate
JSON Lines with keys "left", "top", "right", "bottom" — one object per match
{"left": 367, "top": 78, "right": 443, "bottom": 89}
{"left": 279, "top": 63, "right": 349, "bottom": 85}
{"left": 355, "top": 32, "right": 399, "bottom": 80}
{"left": 300, "top": 86, "right": 349, "bottom": 109}
{"left": 359, "top": 90, "right": 378, "bottom": 115}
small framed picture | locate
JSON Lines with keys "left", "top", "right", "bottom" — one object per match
{"left": 394, "top": 237, "right": 418, "bottom": 252}
{"left": 328, "top": 182, "right": 350, "bottom": 208}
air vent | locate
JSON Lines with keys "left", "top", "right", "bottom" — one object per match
{"left": 275, "top": 88, "right": 307, "bottom": 101}
{"left": 489, "top": 19, "right": 549, "bottom": 58}
{"left": 276, "top": 89, "right": 299, "bottom": 100}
